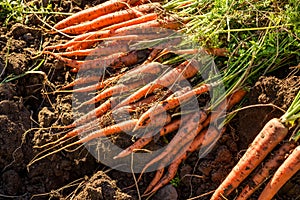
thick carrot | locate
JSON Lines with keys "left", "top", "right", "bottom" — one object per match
{"left": 102, "top": 13, "right": 158, "bottom": 31}
{"left": 210, "top": 118, "right": 289, "bottom": 200}
{"left": 53, "top": 0, "right": 139, "bottom": 30}
{"left": 237, "top": 141, "right": 296, "bottom": 200}
{"left": 114, "top": 60, "right": 199, "bottom": 109}
{"left": 258, "top": 145, "right": 300, "bottom": 200}
{"left": 59, "top": 3, "right": 161, "bottom": 34}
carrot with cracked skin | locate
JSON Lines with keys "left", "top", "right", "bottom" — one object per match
{"left": 210, "top": 118, "right": 289, "bottom": 200}
{"left": 59, "top": 3, "right": 161, "bottom": 34}
{"left": 114, "top": 60, "right": 199, "bottom": 109}
{"left": 237, "top": 141, "right": 296, "bottom": 200}
{"left": 52, "top": 0, "right": 139, "bottom": 30}
{"left": 258, "top": 145, "right": 300, "bottom": 200}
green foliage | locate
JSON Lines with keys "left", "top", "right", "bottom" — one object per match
{"left": 0, "top": 0, "right": 25, "bottom": 25}
{"left": 170, "top": 174, "right": 180, "bottom": 187}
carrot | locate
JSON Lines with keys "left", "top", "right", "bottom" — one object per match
{"left": 138, "top": 111, "right": 206, "bottom": 178}
{"left": 59, "top": 3, "right": 161, "bottom": 34}
{"left": 114, "top": 60, "right": 199, "bottom": 109}
{"left": 114, "top": 118, "right": 181, "bottom": 159}
{"left": 60, "top": 74, "right": 122, "bottom": 93}
{"left": 52, "top": 0, "right": 139, "bottom": 30}
{"left": 102, "top": 13, "right": 158, "bottom": 31}
{"left": 61, "top": 75, "right": 101, "bottom": 89}
{"left": 55, "top": 43, "right": 129, "bottom": 58}
{"left": 236, "top": 141, "right": 296, "bottom": 200}
{"left": 145, "top": 127, "right": 222, "bottom": 195}
{"left": 134, "top": 82, "right": 217, "bottom": 129}
{"left": 210, "top": 118, "right": 289, "bottom": 200}
{"left": 258, "top": 145, "right": 300, "bottom": 200}
{"left": 143, "top": 168, "right": 165, "bottom": 195}
{"left": 44, "top": 51, "right": 126, "bottom": 69}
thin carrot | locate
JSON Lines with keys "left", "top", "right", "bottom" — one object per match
{"left": 55, "top": 43, "right": 129, "bottom": 58}
{"left": 59, "top": 3, "right": 161, "bottom": 34}
{"left": 102, "top": 13, "right": 158, "bottom": 31}
{"left": 114, "top": 60, "right": 199, "bottom": 109}
{"left": 210, "top": 118, "right": 289, "bottom": 200}
{"left": 145, "top": 127, "right": 221, "bottom": 195}
{"left": 114, "top": 118, "right": 181, "bottom": 159}
{"left": 53, "top": 0, "right": 139, "bottom": 30}
{"left": 138, "top": 111, "right": 206, "bottom": 178}
{"left": 134, "top": 82, "right": 217, "bottom": 129}
{"left": 60, "top": 74, "right": 122, "bottom": 93}
{"left": 236, "top": 141, "right": 296, "bottom": 200}
{"left": 44, "top": 51, "right": 126, "bottom": 69}
{"left": 258, "top": 145, "right": 300, "bottom": 200}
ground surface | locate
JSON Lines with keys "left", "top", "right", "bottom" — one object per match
{"left": 0, "top": 1, "right": 299, "bottom": 200}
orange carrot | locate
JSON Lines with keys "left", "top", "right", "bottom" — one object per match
{"left": 55, "top": 43, "right": 129, "bottom": 58}
{"left": 145, "top": 127, "right": 221, "bottom": 195}
{"left": 258, "top": 145, "right": 300, "bottom": 200}
{"left": 60, "top": 74, "right": 122, "bottom": 93}
{"left": 210, "top": 118, "right": 289, "bottom": 200}
{"left": 114, "top": 60, "right": 199, "bottom": 109}
{"left": 102, "top": 13, "right": 158, "bottom": 31}
{"left": 59, "top": 3, "right": 161, "bottom": 34}
{"left": 237, "top": 141, "right": 296, "bottom": 200}
{"left": 53, "top": 0, "right": 139, "bottom": 30}
{"left": 44, "top": 51, "right": 126, "bottom": 69}
{"left": 138, "top": 111, "right": 206, "bottom": 178}
{"left": 114, "top": 118, "right": 181, "bottom": 159}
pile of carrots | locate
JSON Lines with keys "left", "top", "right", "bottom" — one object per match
{"left": 34, "top": 0, "right": 299, "bottom": 199}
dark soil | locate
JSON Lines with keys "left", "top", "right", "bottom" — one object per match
{"left": 0, "top": 1, "right": 299, "bottom": 200}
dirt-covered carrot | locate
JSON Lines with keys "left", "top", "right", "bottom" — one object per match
{"left": 145, "top": 127, "right": 222, "bottom": 195}
{"left": 236, "top": 141, "right": 296, "bottom": 200}
{"left": 114, "top": 118, "right": 181, "bottom": 159}
{"left": 138, "top": 111, "right": 207, "bottom": 179}
{"left": 210, "top": 118, "right": 289, "bottom": 200}
{"left": 102, "top": 13, "right": 158, "bottom": 31}
{"left": 59, "top": 3, "right": 161, "bottom": 34}
{"left": 55, "top": 43, "right": 129, "bottom": 58}
{"left": 61, "top": 75, "right": 101, "bottom": 89}
{"left": 53, "top": 0, "right": 139, "bottom": 30}
{"left": 114, "top": 60, "right": 199, "bottom": 109}
{"left": 258, "top": 145, "right": 300, "bottom": 200}
{"left": 44, "top": 51, "right": 126, "bottom": 69}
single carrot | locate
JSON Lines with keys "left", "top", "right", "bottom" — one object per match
{"left": 59, "top": 3, "right": 161, "bottom": 34}
{"left": 44, "top": 51, "right": 126, "bottom": 69}
{"left": 258, "top": 145, "right": 300, "bottom": 200}
{"left": 143, "top": 168, "right": 165, "bottom": 195}
{"left": 237, "top": 141, "right": 296, "bottom": 200}
{"left": 55, "top": 43, "right": 129, "bottom": 58}
{"left": 145, "top": 127, "right": 221, "bottom": 195}
{"left": 210, "top": 118, "right": 289, "bottom": 200}
{"left": 53, "top": 0, "right": 139, "bottom": 30}
{"left": 114, "top": 118, "right": 181, "bottom": 159}
{"left": 138, "top": 111, "right": 206, "bottom": 178}
{"left": 102, "top": 13, "right": 158, "bottom": 31}
{"left": 134, "top": 82, "right": 217, "bottom": 129}
{"left": 60, "top": 74, "right": 122, "bottom": 93}
{"left": 114, "top": 60, "right": 199, "bottom": 109}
